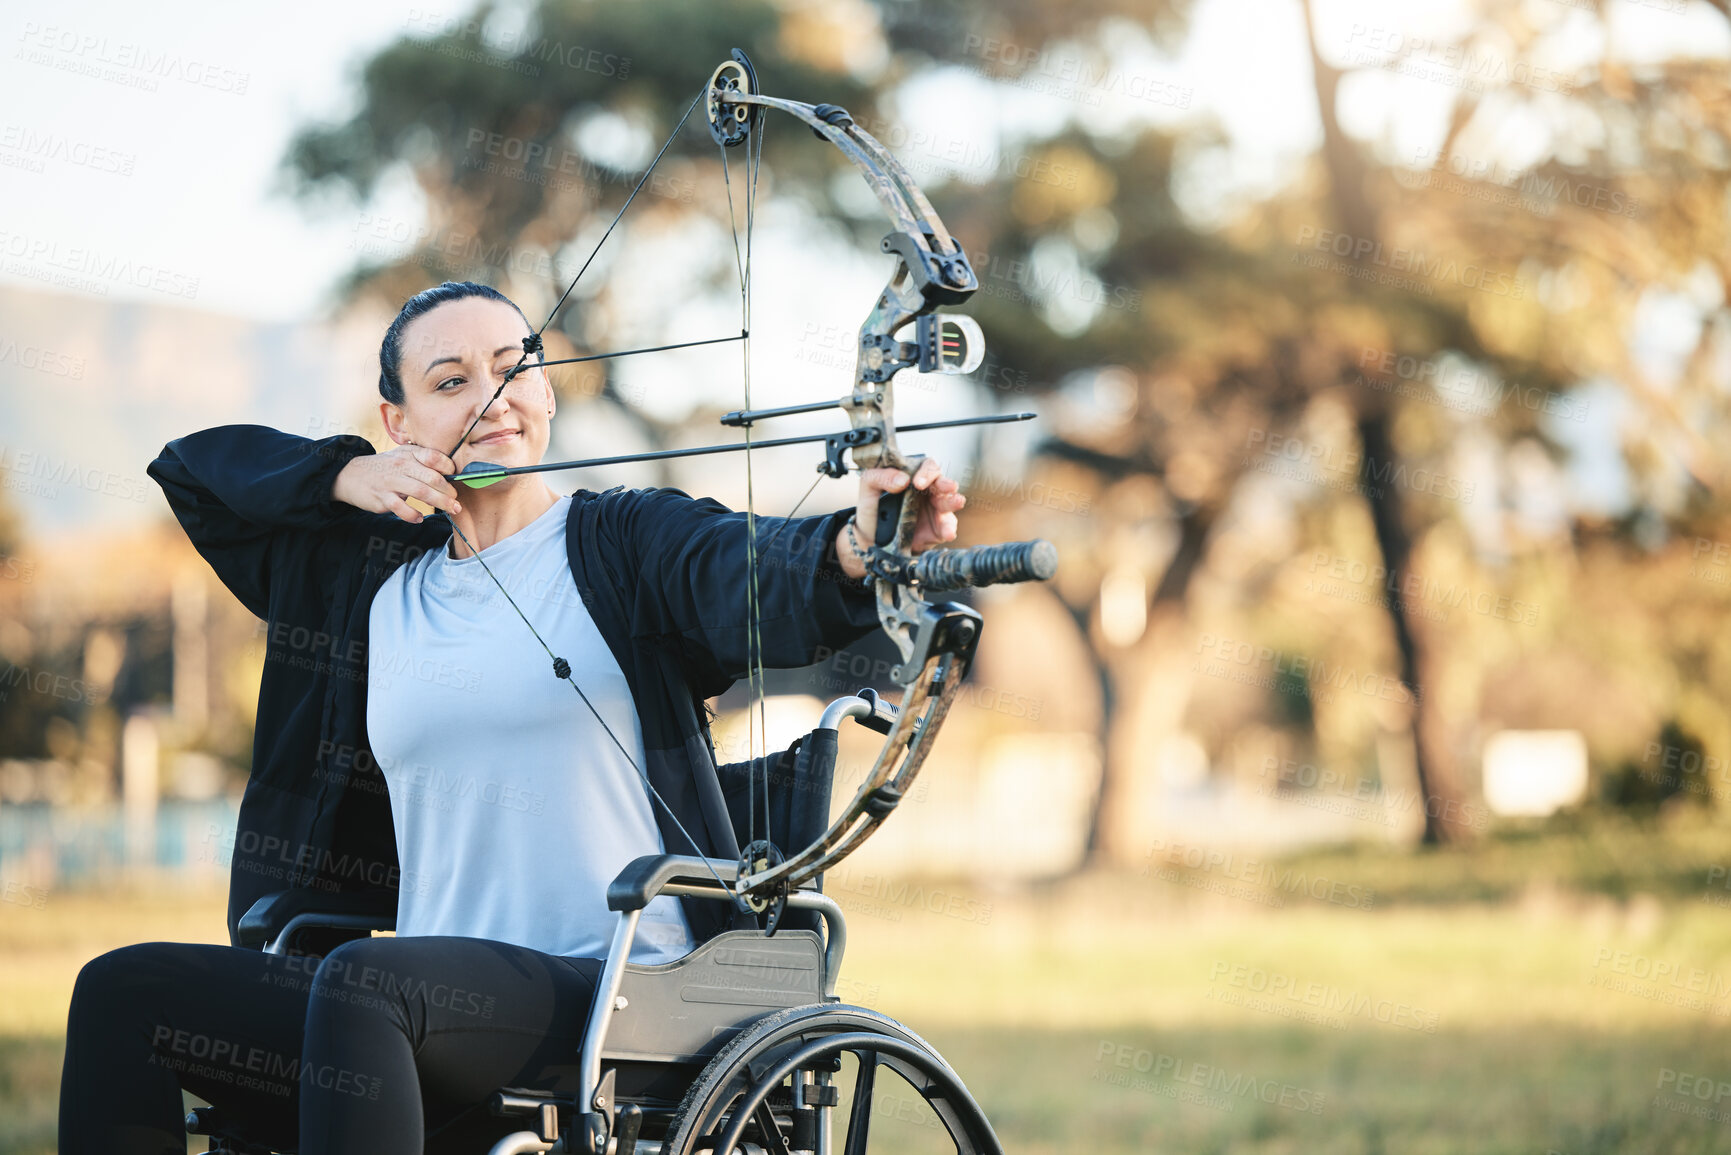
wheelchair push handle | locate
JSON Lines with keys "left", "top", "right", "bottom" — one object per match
{"left": 819, "top": 686, "right": 898, "bottom": 734}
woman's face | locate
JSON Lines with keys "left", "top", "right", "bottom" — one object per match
{"left": 382, "top": 296, "right": 555, "bottom": 478}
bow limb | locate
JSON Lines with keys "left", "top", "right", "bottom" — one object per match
{"left": 708, "top": 56, "right": 1000, "bottom": 904}
{"left": 721, "top": 91, "right": 969, "bottom": 270}
{"left": 736, "top": 649, "right": 969, "bottom": 896}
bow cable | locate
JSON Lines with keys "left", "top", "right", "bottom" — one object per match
{"left": 502, "top": 332, "right": 746, "bottom": 377}
{"left": 718, "top": 85, "right": 777, "bottom": 861}
{"left": 438, "top": 79, "right": 744, "bottom": 909}
{"left": 412, "top": 59, "right": 1028, "bottom": 913}
{"left": 448, "top": 84, "right": 710, "bottom": 464}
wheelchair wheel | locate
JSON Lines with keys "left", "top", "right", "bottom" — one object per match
{"left": 658, "top": 1003, "right": 1003, "bottom": 1155}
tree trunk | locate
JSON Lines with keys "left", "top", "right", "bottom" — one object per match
{"left": 1076, "top": 502, "right": 1218, "bottom": 870}
{"left": 1302, "top": 0, "right": 1469, "bottom": 844}
{"left": 1357, "top": 411, "right": 1463, "bottom": 843}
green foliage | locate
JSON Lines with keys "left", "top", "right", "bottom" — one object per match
{"left": 286, "top": 0, "right": 797, "bottom": 200}
{"left": 1601, "top": 721, "right": 1708, "bottom": 814}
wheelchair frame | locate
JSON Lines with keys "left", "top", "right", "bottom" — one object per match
{"left": 191, "top": 695, "right": 1003, "bottom": 1155}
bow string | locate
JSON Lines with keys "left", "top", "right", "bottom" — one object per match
{"left": 435, "top": 50, "right": 1056, "bottom": 919}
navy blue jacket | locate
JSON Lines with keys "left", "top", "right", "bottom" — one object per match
{"left": 148, "top": 425, "right": 880, "bottom": 948}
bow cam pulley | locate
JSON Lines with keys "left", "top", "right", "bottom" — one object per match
{"left": 706, "top": 51, "right": 760, "bottom": 148}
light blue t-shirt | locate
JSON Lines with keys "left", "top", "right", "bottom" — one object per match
{"left": 367, "top": 495, "right": 694, "bottom": 962}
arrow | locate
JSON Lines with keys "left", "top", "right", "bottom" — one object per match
{"left": 447, "top": 412, "right": 1038, "bottom": 488}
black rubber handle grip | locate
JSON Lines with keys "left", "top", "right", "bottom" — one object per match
{"left": 874, "top": 487, "right": 903, "bottom": 548}
{"left": 907, "top": 539, "right": 1057, "bottom": 592}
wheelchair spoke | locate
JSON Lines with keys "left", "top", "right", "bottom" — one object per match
{"left": 752, "top": 1098, "right": 795, "bottom": 1155}
{"left": 842, "top": 1050, "right": 877, "bottom": 1155}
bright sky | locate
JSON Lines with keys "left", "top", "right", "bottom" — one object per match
{"left": 0, "top": 0, "right": 417, "bottom": 320}
{"left": 1, "top": 0, "right": 1724, "bottom": 536}
{"left": 4, "top": 0, "right": 1722, "bottom": 320}
{"left": 0, "top": 0, "right": 1333, "bottom": 323}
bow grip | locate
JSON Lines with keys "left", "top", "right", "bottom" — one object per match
{"left": 872, "top": 455, "right": 927, "bottom": 548}
{"left": 875, "top": 486, "right": 903, "bottom": 548}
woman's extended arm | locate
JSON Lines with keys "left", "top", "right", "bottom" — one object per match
{"left": 610, "top": 489, "right": 879, "bottom": 685}
{"left": 612, "top": 462, "right": 966, "bottom": 686}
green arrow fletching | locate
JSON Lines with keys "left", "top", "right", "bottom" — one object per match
{"left": 455, "top": 463, "right": 508, "bottom": 489}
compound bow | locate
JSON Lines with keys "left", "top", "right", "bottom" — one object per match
{"left": 437, "top": 49, "right": 1056, "bottom": 926}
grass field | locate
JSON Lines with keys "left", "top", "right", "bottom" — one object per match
{"left": 9, "top": 817, "right": 1731, "bottom": 1153}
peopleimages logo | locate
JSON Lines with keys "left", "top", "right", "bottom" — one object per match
{"left": 0, "top": 229, "right": 200, "bottom": 299}
{"left": 1305, "top": 550, "right": 1538, "bottom": 628}
{"left": 16, "top": 22, "right": 251, "bottom": 95}
{"left": 1586, "top": 947, "right": 1731, "bottom": 1018}
{"left": 1356, "top": 346, "right": 1588, "bottom": 423}
{"left": 1092, "top": 1042, "right": 1327, "bottom": 1115}
{"left": 1293, "top": 225, "right": 1526, "bottom": 299}
{"left": 0, "top": 337, "right": 86, "bottom": 378}
{"left": 1141, "top": 837, "right": 1376, "bottom": 910}
{"left": 0, "top": 123, "right": 136, "bottom": 176}
{"left": 824, "top": 865, "right": 994, "bottom": 925}
{"left": 1207, "top": 960, "right": 1439, "bottom": 1033}
{"left": 960, "top": 36, "right": 1194, "bottom": 110}
{"left": 202, "top": 825, "right": 433, "bottom": 897}
{"left": 970, "top": 248, "right": 1142, "bottom": 312}
{"left": 0, "top": 662, "right": 105, "bottom": 706}
{"left": 0, "top": 445, "right": 150, "bottom": 503}
{"left": 148, "top": 1026, "right": 380, "bottom": 1099}
{"left": 1193, "top": 631, "right": 1418, "bottom": 707}
{"left": 1400, "top": 147, "right": 1641, "bottom": 221}
{"left": 1243, "top": 428, "right": 1477, "bottom": 505}
{"left": 0, "top": 878, "right": 48, "bottom": 910}
{"left": 1258, "top": 755, "right": 1490, "bottom": 832}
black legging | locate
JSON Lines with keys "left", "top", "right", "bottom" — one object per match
{"left": 59, "top": 935, "right": 604, "bottom": 1154}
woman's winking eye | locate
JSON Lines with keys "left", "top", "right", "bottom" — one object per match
{"left": 432, "top": 352, "right": 525, "bottom": 394}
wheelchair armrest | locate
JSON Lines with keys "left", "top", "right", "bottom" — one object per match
{"left": 236, "top": 887, "right": 397, "bottom": 950}
{"left": 607, "top": 855, "right": 740, "bottom": 912}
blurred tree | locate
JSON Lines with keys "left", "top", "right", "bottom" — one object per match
{"left": 886, "top": 0, "right": 1731, "bottom": 853}
{"left": 1289, "top": 0, "right": 1731, "bottom": 840}
{"left": 286, "top": 0, "right": 1731, "bottom": 869}
{"left": 284, "top": 0, "right": 925, "bottom": 477}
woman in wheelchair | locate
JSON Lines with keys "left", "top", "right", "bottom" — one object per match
{"left": 59, "top": 280, "right": 966, "bottom": 1154}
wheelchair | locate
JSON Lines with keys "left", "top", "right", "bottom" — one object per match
{"left": 185, "top": 692, "right": 1006, "bottom": 1155}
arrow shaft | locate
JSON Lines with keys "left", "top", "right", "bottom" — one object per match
{"left": 446, "top": 412, "right": 1035, "bottom": 484}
